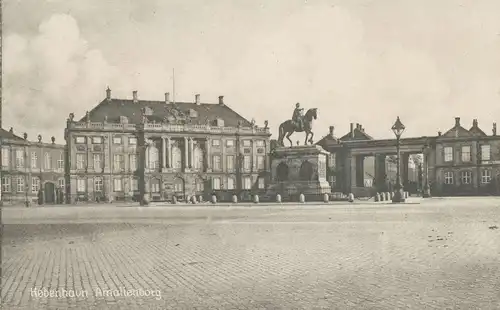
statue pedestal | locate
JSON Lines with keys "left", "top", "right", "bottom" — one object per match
{"left": 266, "top": 145, "right": 331, "bottom": 201}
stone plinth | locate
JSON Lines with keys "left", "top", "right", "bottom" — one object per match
{"left": 266, "top": 145, "right": 332, "bottom": 199}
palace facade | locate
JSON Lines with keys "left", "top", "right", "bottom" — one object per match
{"left": 64, "top": 89, "right": 271, "bottom": 203}
{"left": 0, "top": 128, "right": 66, "bottom": 205}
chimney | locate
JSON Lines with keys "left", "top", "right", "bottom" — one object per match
{"left": 493, "top": 123, "right": 497, "bottom": 136}
{"left": 51, "top": 136, "right": 55, "bottom": 144}
{"left": 472, "top": 119, "right": 478, "bottom": 127}
{"left": 9, "top": 127, "right": 13, "bottom": 133}
{"left": 218, "top": 95, "right": 224, "bottom": 105}
{"left": 350, "top": 123, "right": 354, "bottom": 137}
{"left": 106, "top": 87, "right": 111, "bottom": 101}
{"left": 356, "top": 123, "right": 360, "bottom": 130}
{"left": 23, "top": 133, "right": 27, "bottom": 140}
{"left": 165, "top": 92, "right": 170, "bottom": 104}
{"left": 455, "top": 117, "right": 460, "bottom": 127}
{"left": 438, "top": 131, "right": 442, "bottom": 136}
{"left": 132, "top": 90, "right": 138, "bottom": 103}
{"left": 195, "top": 94, "right": 200, "bottom": 105}
{"left": 329, "top": 126, "right": 334, "bottom": 137}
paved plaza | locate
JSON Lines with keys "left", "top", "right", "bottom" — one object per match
{"left": 1, "top": 198, "right": 500, "bottom": 309}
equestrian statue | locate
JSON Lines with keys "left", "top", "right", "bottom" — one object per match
{"left": 277, "top": 102, "right": 318, "bottom": 147}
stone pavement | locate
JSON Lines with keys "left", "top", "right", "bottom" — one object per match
{"left": 2, "top": 197, "right": 500, "bottom": 309}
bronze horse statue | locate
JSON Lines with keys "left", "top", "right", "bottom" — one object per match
{"left": 277, "top": 108, "right": 318, "bottom": 147}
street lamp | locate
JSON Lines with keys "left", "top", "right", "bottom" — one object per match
{"left": 422, "top": 143, "right": 431, "bottom": 198}
{"left": 391, "top": 116, "right": 406, "bottom": 203}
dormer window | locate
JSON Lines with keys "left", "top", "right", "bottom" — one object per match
{"left": 189, "top": 109, "right": 198, "bottom": 118}
{"left": 215, "top": 118, "right": 225, "bottom": 127}
{"left": 119, "top": 116, "right": 129, "bottom": 124}
{"left": 143, "top": 107, "right": 153, "bottom": 116}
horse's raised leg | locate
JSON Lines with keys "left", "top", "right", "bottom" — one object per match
{"left": 308, "top": 132, "right": 314, "bottom": 144}
{"left": 286, "top": 132, "right": 293, "bottom": 147}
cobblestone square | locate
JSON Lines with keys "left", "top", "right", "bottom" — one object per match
{"left": 2, "top": 198, "right": 500, "bottom": 309}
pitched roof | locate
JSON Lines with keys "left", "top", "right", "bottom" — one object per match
{"left": 316, "top": 134, "right": 340, "bottom": 148}
{"left": 0, "top": 128, "right": 24, "bottom": 141}
{"left": 339, "top": 126, "right": 373, "bottom": 141}
{"left": 439, "top": 118, "right": 474, "bottom": 139}
{"left": 79, "top": 98, "right": 253, "bottom": 127}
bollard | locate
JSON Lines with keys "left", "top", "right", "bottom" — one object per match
{"left": 211, "top": 195, "right": 217, "bottom": 204}
{"left": 276, "top": 194, "right": 282, "bottom": 203}
{"left": 172, "top": 196, "right": 177, "bottom": 204}
{"left": 232, "top": 194, "right": 238, "bottom": 204}
{"left": 299, "top": 193, "right": 305, "bottom": 203}
{"left": 375, "top": 193, "right": 380, "bottom": 202}
{"left": 198, "top": 195, "right": 203, "bottom": 203}
{"left": 348, "top": 193, "right": 354, "bottom": 203}
{"left": 253, "top": 194, "right": 259, "bottom": 204}
{"left": 323, "top": 193, "right": 329, "bottom": 203}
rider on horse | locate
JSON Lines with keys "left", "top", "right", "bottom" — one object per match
{"left": 292, "top": 103, "right": 304, "bottom": 131}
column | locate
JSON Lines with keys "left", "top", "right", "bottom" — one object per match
{"left": 137, "top": 125, "right": 146, "bottom": 204}
{"left": 402, "top": 153, "right": 410, "bottom": 190}
{"left": 205, "top": 138, "right": 211, "bottom": 171}
{"left": 356, "top": 155, "right": 365, "bottom": 187}
{"left": 189, "top": 138, "right": 194, "bottom": 168}
{"left": 167, "top": 137, "right": 172, "bottom": 168}
{"left": 162, "top": 137, "right": 167, "bottom": 169}
{"left": 345, "top": 152, "right": 356, "bottom": 193}
{"left": 374, "top": 154, "right": 387, "bottom": 192}
{"left": 184, "top": 137, "right": 189, "bottom": 170}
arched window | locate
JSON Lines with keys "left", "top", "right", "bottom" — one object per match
{"left": 171, "top": 143, "right": 182, "bottom": 169}
{"left": 44, "top": 152, "right": 52, "bottom": 169}
{"left": 173, "top": 177, "right": 184, "bottom": 193}
{"left": 276, "top": 162, "right": 289, "bottom": 182}
{"left": 193, "top": 145, "right": 204, "bottom": 170}
{"left": 147, "top": 145, "right": 159, "bottom": 169}
{"left": 299, "top": 160, "right": 314, "bottom": 181}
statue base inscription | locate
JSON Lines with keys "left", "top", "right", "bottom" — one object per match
{"left": 266, "top": 145, "right": 331, "bottom": 200}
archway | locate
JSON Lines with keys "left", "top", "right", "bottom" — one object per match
{"left": 299, "top": 161, "right": 314, "bottom": 181}
{"left": 276, "top": 162, "right": 289, "bottom": 182}
{"left": 173, "top": 177, "right": 185, "bottom": 201}
{"left": 44, "top": 182, "right": 56, "bottom": 204}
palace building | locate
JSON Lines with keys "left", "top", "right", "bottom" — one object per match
{"left": 0, "top": 128, "right": 65, "bottom": 205}
{"left": 64, "top": 89, "right": 271, "bottom": 203}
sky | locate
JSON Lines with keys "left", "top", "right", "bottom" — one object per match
{"left": 3, "top": 0, "right": 500, "bottom": 143}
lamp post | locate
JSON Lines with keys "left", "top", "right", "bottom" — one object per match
{"left": 422, "top": 143, "right": 431, "bottom": 198}
{"left": 391, "top": 116, "right": 406, "bottom": 203}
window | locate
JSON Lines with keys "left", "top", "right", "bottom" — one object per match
{"left": 77, "top": 179, "right": 86, "bottom": 192}
{"left": 328, "top": 153, "right": 336, "bottom": 167}
{"left": 243, "top": 176, "right": 252, "bottom": 189}
{"left": 31, "top": 177, "right": 40, "bottom": 193}
{"left": 15, "top": 149, "right": 24, "bottom": 167}
{"left": 243, "top": 155, "right": 251, "bottom": 171}
{"left": 114, "top": 154, "right": 124, "bottom": 170}
{"left": 212, "top": 177, "right": 221, "bottom": 190}
{"left": 481, "top": 169, "right": 492, "bottom": 184}
{"left": 92, "top": 137, "right": 102, "bottom": 144}
{"left": 461, "top": 146, "right": 471, "bottom": 162}
{"left": 172, "top": 145, "right": 182, "bottom": 169}
{"left": 58, "top": 178, "right": 65, "bottom": 189}
{"left": 44, "top": 153, "right": 52, "bottom": 169}
{"left": 76, "top": 154, "right": 85, "bottom": 169}
{"left": 113, "top": 136, "right": 122, "bottom": 144}
{"left": 242, "top": 140, "right": 251, "bottom": 147}
{"left": 94, "top": 177, "right": 103, "bottom": 192}
{"left": 257, "top": 156, "right": 265, "bottom": 170}
{"left": 31, "top": 152, "right": 38, "bottom": 169}
{"left": 128, "top": 137, "right": 137, "bottom": 145}
{"left": 213, "top": 155, "right": 221, "bottom": 171}
{"left": 226, "top": 155, "right": 235, "bottom": 171}
{"left": 258, "top": 178, "right": 265, "bottom": 189}
{"left": 57, "top": 153, "right": 64, "bottom": 169}
{"left": 481, "top": 145, "right": 491, "bottom": 161}
{"left": 75, "top": 136, "right": 86, "bottom": 144}
{"left": 93, "top": 154, "right": 102, "bottom": 171}
{"left": 2, "top": 177, "right": 11, "bottom": 192}
{"left": 256, "top": 140, "right": 265, "bottom": 147}
{"left": 227, "top": 177, "right": 235, "bottom": 190}
{"left": 129, "top": 154, "right": 137, "bottom": 171}
{"left": 444, "top": 147, "right": 453, "bottom": 162}
{"left": 461, "top": 171, "right": 472, "bottom": 185}
{"left": 193, "top": 146, "right": 204, "bottom": 170}
{"left": 131, "top": 178, "right": 139, "bottom": 191}
{"left": 444, "top": 172, "right": 454, "bottom": 184}
{"left": 226, "top": 140, "right": 234, "bottom": 147}
{"left": 151, "top": 178, "right": 160, "bottom": 193}
{"left": 212, "top": 139, "right": 220, "bottom": 147}
{"left": 174, "top": 179, "right": 183, "bottom": 193}
{"left": 2, "top": 148, "right": 10, "bottom": 168}
{"left": 113, "top": 179, "right": 123, "bottom": 191}
{"left": 196, "top": 179, "right": 204, "bottom": 192}
{"left": 16, "top": 177, "right": 25, "bottom": 192}
{"left": 147, "top": 146, "right": 159, "bottom": 169}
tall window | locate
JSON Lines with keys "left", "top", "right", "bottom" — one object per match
{"left": 226, "top": 155, "right": 235, "bottom": 171}
{"left": 44, "top": 152, "right": 52, "bottom": 169}
{"left": 2, "top": 177, "right": 11, "bottom": 192}
{"left": 77, "top": 178, "right": 86, "bottom": 192}
{"left": 461, "top": 171, "right": 472, "bottom": 184}
{"left": 174, "top": 178, "right": 184, "bottom": 193}
{"left": 444, "top": 171, "right": 454, "bottom": 184}
{"left": 114, "top": 154, "right": 124, "bottom": 171}
{"left": 243, "top": 176, "right": 252, "bottom": 189}
{"left": 193, "top": 146, "right": 204, "bottom": 170}
{"left": 243, "top": 155, "right": 251, "bottom": 171}
{"left": 257, "top": 156, "right": 265, "bottom": 170}
{"left": 444, "top": 147, "right": 453, "bottom": 162}
{"left": 212, "top": 177, "right": 221, "bottom": 190}
{"left": 196, "top": 178, "right": 204, "bottom": 192}
{"left": 213, "top": 155, "right": 221, "bottom": 171}
{"left": 227, "top": 177, "right": 235, "bottom": 190}
{"left": 76, "top": 154, "right": 85, "bottom": 169}
{"left": 15, "top": 149, "right": 24, "bottom": 168}
{"left": 461, "top": 146, "right": 471, "bottom": 162}
{"left": 31, "top": 177, "right": 40, "bottom": 193}
{"left": 147, "top": 146, "right": 159, "bottom": 169}
{"left": 58, "top": 178, "right": 65, "bottom": 189}
{"left": 16, "top": 177, "right": 25, "bottom": 192}
{"left": 151, "top": 178, "right": 160, "bottom": 193}
{"left": 57, "top": 153, "right": 64, "bottom": 170}
{"left": 481, "top": 169, "right": 492, "bottom": 184}
{"left": 258, "top": 178, "right": 265, "bottom": 189}
{"left": 172, "top": 144, "right": 182, "bottom": 169}
{"left": 31, "top": 152, "right": 38, "bottom": 168}
{"left": 94, "top": 177, "right": 103, "bottom": 192}
{"left": 129, "top": 154, "right": 137, "bottom": 171}
{"left": 93, "top": 154, "right": 102, "bottom": 171}
{"left": 2, "top": 148, "right": 10, "bottom": 168}
{"left": 481, "top": 145, "right": 491, "bottom": 161}
{"left": 113, "top": 178, "right": 123, "bottom": 191}
{"left": 131, "top": 178, "right": 139, "bottom": 191}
